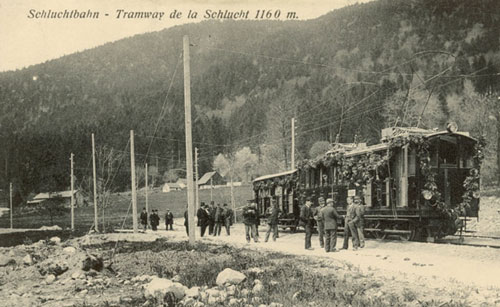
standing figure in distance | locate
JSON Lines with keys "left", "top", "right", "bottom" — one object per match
{"left": 243, "top": 202, "right": 258, "bottom": 243}
{"left": 223, "top": 203, "right": 233, "bottom": 235}
{"left": 321, "top": 198, "right": 341, "bottom": 252}
{"left": 165, "top": 209, "right": 174, "bottom": 231}
{"left": 265, "top": 198, "right": 280, "bottom": 242}
{"left": 197, "top": 203, "right": 209, "bottom": 236}
{"left": 315, "top": 197, "right": 326, "bottom": 248}
{"left": 355, "top": 196, "right": 366, "bottom": 248}
{"left": 342, "top": 196, "right": 360, "bottom": 251}
{"left": 300, "top": 197, "right": 315, "bottom": 250}
{"left": 150, "top": 209, "right": 159, "bottom": 231}
{"left": 208, "top": 201, "right": 216, "bottom": 235}
{"left": 140, "top": 208, "right": 148, "bottom": 232}
{"left": 184, "top": 205, "right": 189, "bottom": 236}
{"left": 213, "top": 203, "right": 224, "bottom": 236}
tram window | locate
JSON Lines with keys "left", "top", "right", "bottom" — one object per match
{"left": 439, "top": 137, "right": 458, "bottom": 166}
{"left": 429, "top": 143, "right": 438, "bottom": 167}
{"left": 460, "top": 143, "right": 474, "bottom": 168}
{"left": 408, "top": 149, "right": 416, "bottom": 176}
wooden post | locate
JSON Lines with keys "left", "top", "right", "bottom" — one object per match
{"left": 291, "top": 117, "right": 295, "bottom": 170}
{"left": 9, "top": 182, "right": 13, "bottom": 229}
{"left": 145, "top": 163, "right": 149, "bottom": 214}
{"left": 230, "top": 166, "right": 236, "bottom": 223}
{"left": 195, "top": 148, "right": 199, "bottom": 211}
{"left": 70, "top": 153, "right": 75, "bottom": 231}
{"left": 183, "top": 35, "right": 196, "bottom": 244}
{"left": 130, "top": 130, "right": 138, "bottom": 233}
{"left": 210, "top": 177, "right": 213, "bottom": 202}
{"left": 92, "top": 133, "right": 98, "bottom": 232}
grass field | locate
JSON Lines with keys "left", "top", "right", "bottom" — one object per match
{"left": 0, "top": 185, "right": 254, "bottom": 232}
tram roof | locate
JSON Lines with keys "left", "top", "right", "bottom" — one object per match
{"left": 253, "top": 169, "right": 297, "bottom": 183}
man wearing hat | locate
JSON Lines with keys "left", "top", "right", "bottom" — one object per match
{"left": 315, "top": 196, "right": 326, "bottom": 248}
{"left": 243, "top": 202, "right": 258, "bottom": 243}
{"left": 265, "top": 198, "right": 280, "bottom": 242}
{"left": 165, "top": 209, "right": 174, "bottom": 231}
{"left": 321, "top": 198, "right": 341, "bottom": 252}
{"left": 355, "top": 196, "right": 366, "bottom": 248}
{"left": 342, "top": 196, "right": 360, "bottom": 250}
{"left": 300, "top": 197, "right": 315, "bottom": 250}
{"left": 197, "top": 204, "right": 208, "bottom": 236}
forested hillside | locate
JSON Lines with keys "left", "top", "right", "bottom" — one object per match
{"left": 1, "top": 0, "right": 500, "bottom": 202}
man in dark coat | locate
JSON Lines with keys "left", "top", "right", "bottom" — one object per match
{"left": 165, "top": 209, "right": 174, "bottom": 230}
{"left": 342, "top": 196, "right": 360, "bottom": 250}
{"left": 265, "top": 199, "right": 280, "bottom": 242}
{"left": 243, "top": 202, "right": 258, "bottom": 243}
{"left": 208, "top": 201, "right": 216, "bottom": 235}
{"left": 184, "top": 206, "right": 189, "bottom": 236}
{"left": 213, "top": 203, "right": 224, "bottom": 236}
{"left": 300, "top": 198, "right": 315, "bottom": 250}
{"left": 197, "top": 204, "right": 209, "bottom": 236}
{"left": 223, "top": 203, "right": 233, "bottom": 236}
{"left": 321, "top": 198, "right": 341, "bottom": 252}
{"left": 140, "top": 208, "right": 148, "bottom": 231}
{"left": 150, "top": 209, "right": 160, "bottom": 231}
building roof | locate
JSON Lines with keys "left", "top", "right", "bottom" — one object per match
{"left": 253, "top": 169, "right": 297, "bottom": 183}
{"left": 27, "top": 190, "right": 79, "bottom": 204}
{"left": 164, "top": 183, "right": 182, "bottom": 189}
{"left": 198, "top": 171, "right": 222, "bottom": 185}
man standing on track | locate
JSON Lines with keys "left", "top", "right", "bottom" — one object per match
{"left": 342, "top": 196, "right": 360, "bottom": 251}
{"left": 243, "top": 202, "right": 258, "bottom": 243}
{"left": 265, "top": 198, "right": 280, "bottom": 242}
{"left": 315, "top": 196, "right": 326, "bottom": 248}
{"left": 165, "top": 209, "right": 174, "bottom": 231}
{"left": 300, "top": 197, "right": 315, "bottom": 250}
{"left": 355, "top": 196, "right": 366, "bottom": 248}
{"left": 321, "top": 198, "right": 341, "bottom": 252}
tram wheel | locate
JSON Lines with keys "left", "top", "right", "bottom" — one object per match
{"left": 374, "top": 231, "right": 387, "bottom": 240}
{"left": 398, "top": 224, "right": 416, "bottom": 241}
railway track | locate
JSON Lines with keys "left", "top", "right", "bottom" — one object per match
{"left": 435, "top": 234, "right": 500, "bottom": 249}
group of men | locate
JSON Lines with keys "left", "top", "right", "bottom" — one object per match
{"left": 300, "top": 194, "right": 365, "bottom": 252}
{"left": 242, "top": 200, "right": 280, "bottom": 243}
{"left": 194, "top": 202, "right": 234, "bottom": 237}
{"left": 139, "top": 208, "right": 174, "bottom": 231}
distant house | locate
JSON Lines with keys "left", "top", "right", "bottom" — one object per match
{"left": 162, "top": 183, "right": 182, "bottom": 193}
{"left": 27, "top": 190, "right": 84, "bottom": 207}
{"left": 198, "top": 171, "right": 226, "bottom": 189}
{"left": 176, "top": 178, "right": 187, "bottom": 189}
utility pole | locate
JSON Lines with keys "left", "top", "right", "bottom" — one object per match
{"left": 291, "top": 117, "right": 295, "bottom": 170}
{"left": 130, "top": 130, "right": 138, "bottom": 233}
{"left": 195, "top": 147, "right": 199, "bottom": 211}
{"left": 183, "top": 35, "right": 196, "bottom": 244}
{"left": 70, "top": 153, "right": 75, "bottom": 231}
{"left": 145, "top": 163, "right": 149, "bottom": 214}
{"left": 9, "top": 182, "right": 13, "bottom": 229}
{"left": 92, "top": 133, "right": 98, "bottom": 232}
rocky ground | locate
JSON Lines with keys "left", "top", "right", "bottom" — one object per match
{"left": 0, "top": 196, "right": 499, "bottom": 307}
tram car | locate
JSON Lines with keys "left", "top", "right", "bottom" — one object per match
{"left": 253, "top": 125, "right": 483, "bottom": 241}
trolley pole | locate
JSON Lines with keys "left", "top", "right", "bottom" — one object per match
{"left": 130, "top": 130, "right": 138, "bottom": 233}
{"left": 70, "top": 153, "right": 75, "bottom": 231}
{"left": 92, "top": 133, "right": 98, "bottom": 232}
{"left": 195, "top": 147, "right": 199, "bottom": 211}
{"left": 9, "top": 182, "right": 13, "bottom": 229}
{"left": 291, "top": 117, "right": 295, "bottom": 170}
{"left": 184, "top": 35, "right": 196, "bottom": 244}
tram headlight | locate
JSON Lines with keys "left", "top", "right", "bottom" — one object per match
{"left": 422, "top": 190, "right": 433, "bottom": 200}
{"left": 446, "top": 122, "right": 458, "bottom": 133}
{"left": 473, "top": 190, "right": 481, "bottom": 199}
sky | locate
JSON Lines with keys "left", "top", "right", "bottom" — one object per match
{"left": 0, "top": 0, "right": 371, "bottom": 72}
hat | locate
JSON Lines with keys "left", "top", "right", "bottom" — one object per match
{"left": 306, "top": 197, "right": 311, "bottom": 202}
{"left": 318, "top": 197, "right": 325, "bottom": 202}
{"left": 326, "top": 198, "right": 334, "bottom": 204}
{"left": 353, "top": 195, "right": 362, "bottom": 201}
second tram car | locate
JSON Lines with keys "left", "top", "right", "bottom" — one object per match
{"left": 253, "top": 126, "right": 482, "bottom": 241}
